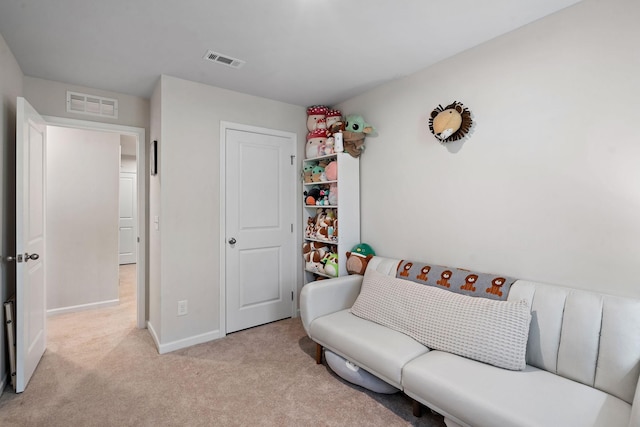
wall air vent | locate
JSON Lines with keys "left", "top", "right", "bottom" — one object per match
{"left": 66, "top": 91, "right": 118, "bottom": 119}
{"left": 203, "top": 50, "right": 245, "bottom": 69}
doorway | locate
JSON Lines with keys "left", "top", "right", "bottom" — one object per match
{"left": 43, "top": 116, "right": 146, "bottom": 328}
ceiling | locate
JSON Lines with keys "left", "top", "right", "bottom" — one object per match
{"left": 0, "top": 0, "right": 582, "bottom": 107}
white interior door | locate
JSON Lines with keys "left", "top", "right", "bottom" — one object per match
{"left": 225, "top": 127, "right": 295, "bottom": 334}
{"left": 119, "top": 172, "right": 137, "bottom": 265}
{"left": 15, "top": 97, "right": 47, "bottom": 393}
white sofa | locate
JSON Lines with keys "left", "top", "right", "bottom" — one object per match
{"left": 300, "top": 256, "right": 640, "bottom": 427}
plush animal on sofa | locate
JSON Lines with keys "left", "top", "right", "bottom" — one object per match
{"left": 346, "top": 252, "right": 373, "bottom": 275}
{"left": 346, "top": 243, "right": 376, "bottom": 275}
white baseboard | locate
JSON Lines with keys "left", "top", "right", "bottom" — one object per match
{"left": 146, "top": 321, "right": 222, "bottom": 354}
{"left": 47, "top": 299, "right": 119, "bottom": 316}
{"left": 146, "top": 321, "right": 161, "bottom": 351}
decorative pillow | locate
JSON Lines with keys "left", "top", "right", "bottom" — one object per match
{"left": 351, "top": 269, "right": 531, "bottom": 370}
{"left": 396, "top": 260, "right": 516, "bottom": 301}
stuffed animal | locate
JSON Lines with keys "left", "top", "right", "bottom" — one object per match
{"left": 351, "top": 243, "right": 376, "bottom": 257}
{"left": 311, "top": 241, "right": 329, "bottom": 259}
{"left": 342, "top": 114, "right": 375, "bottom": 158}
{"left": 325, "top": 161, "right": 337, "bottom": 181}
{"left": 328, "top": 183, "right": 338, "bottom": 205}
{"left": 302, "top": 241, "right": 312, "bottom": 257}
{"left": 311, "top": 165, "right": 325, "bottom": 182}
{"left": 345, "top": 243, "right": 375, "bottom": 274}
{"left": 322, "top": 253, "right": 339, "bottom": 277}
{"left": 303, "top": 161, "right": 317, "bottom": 183}
{"left": 306, "top": 129, "right": 328, "bottom": 159}
{"left": 345, "top": 114, "right": 374, "bottom": 134}
{"left": 307, "top": 105, "right": 329, "bottom": 132}
{"left": 324, "top": 135, "right": 335, "bottom": 155}
{"left": 326, "top": 110, "right": 342, "bottom": 130}
{"left": 305, "top": 216, "right": 315, "bottom": 238}
{"left": 321, "top": 217, "right": 334, "bottom": 239}
{"left": 316, "top": 189, "right": 329, "bottom": 205}
{"left": 315, "top": 215, "right": 334, "bottom": 240}
{"left": 304, "top": 187, "right": 321, "bottom": 205}
{"left": 346, "top": 252, "right": 373, "bottom": 275}
{"left": 428, "top": 101, "right": 472, "bottom": 143}
{"left": 305, "top": 250, "right": 324, "bottom": 273}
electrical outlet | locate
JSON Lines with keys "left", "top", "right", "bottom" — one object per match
{"left": 177, "top": 300, "right": 188, "bottom": 316}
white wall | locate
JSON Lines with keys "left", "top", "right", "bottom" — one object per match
{"left": 0, "top": 31, "right": 23, "bottom": 395}
{"left": 149, "top": 75, "right": 306, "bottom": 350}
{"left": 337, "top": 0, "right": 640, "bottom": 298}
{"left": 23, "top": 77, "right": 149, "bottom": 130}
{"left": 46, "top": 126, "right": 120, "bottom": 312}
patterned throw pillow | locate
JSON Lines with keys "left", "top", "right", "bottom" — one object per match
{"left": 396, "top": 260, "right": 516, "bottom": 301}
{"left": 351, "top": 269, "right": 531, "bottom": 370}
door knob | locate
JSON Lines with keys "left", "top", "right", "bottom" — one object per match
{"left": 25, "top": 253, "right": 40, "bottom": 262}
{"left": 228, "top": 238, "right": 237, "bottom": 245}
{"left": 4, "top": 253, "right": 38, "bottom": 263}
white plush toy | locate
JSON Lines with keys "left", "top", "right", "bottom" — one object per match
{"left": 306, "top": 105, "right": 328, "bottom": 132}
{"left": 306, "top": 129, "right": 327, "bottom": 159}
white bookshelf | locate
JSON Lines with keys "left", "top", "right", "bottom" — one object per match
{"left": 302, "top": 152, "right": 360, "bottom": 283}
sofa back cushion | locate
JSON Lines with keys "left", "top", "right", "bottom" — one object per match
{"left": 351, "top": 268, "right": 531, "bottom": 370}
{"left": 509, "top": 281, "right": 640, "bottom": 404}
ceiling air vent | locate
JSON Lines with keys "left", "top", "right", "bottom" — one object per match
{"left": 66, "top": 91, "right": 118, "bottom": 119}
{"left": 203, "top": 50, "right": 245, "bottom": 69}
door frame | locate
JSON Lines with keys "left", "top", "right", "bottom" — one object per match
{"left": 42, "top": 115, "right": 147, "bottom": 329}
{"left": 219, "top": 121, "right": 298, "bottom": 337}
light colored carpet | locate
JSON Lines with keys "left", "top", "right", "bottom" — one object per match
{"left": 0, "top": 264, "right": 445, "bottom": 426}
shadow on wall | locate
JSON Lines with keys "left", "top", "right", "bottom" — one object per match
{"left": 2, "top": 97, "right": 17, "bottom": 297}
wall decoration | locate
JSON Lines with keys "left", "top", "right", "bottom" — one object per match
{"left": 428, "top": 101, "right": 473, "bottom": 143}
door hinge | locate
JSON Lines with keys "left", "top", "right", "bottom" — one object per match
{"left": 291, "top": 224, "right": 293, "bottom": 233}
{"left": 291, "top": 291, "right": 294, "bottom": 301}
{"left": 290, "top": 155, "right": 295, "bottom": 165}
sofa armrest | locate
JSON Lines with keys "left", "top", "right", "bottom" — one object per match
{"left": 300, "top": 274, "right": 364, "bottom": 334}
{"left": 629, "top": 378, "right": 640, "bottom": 427}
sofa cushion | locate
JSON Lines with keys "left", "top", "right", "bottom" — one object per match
{"left": 402, "top": 351, "right": 631, "bottom": 427}
{"left": 509, "top": 280, "right": 640, "bottom": 404}
{"left": 351, "top": 269, "right": 531, "bottom": 370}
{"left": 309, "top": 309, "right": 428, "bottom": 388}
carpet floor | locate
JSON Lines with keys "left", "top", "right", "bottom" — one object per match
{"left": 0, "top": 265, "right": 445, "bottom": 426}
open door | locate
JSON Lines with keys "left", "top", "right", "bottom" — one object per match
{"left": 13, "top": 97, "right": 47, "bottom": 393}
